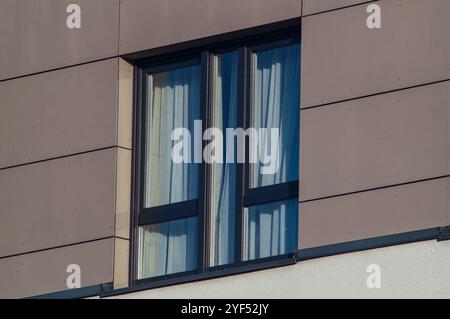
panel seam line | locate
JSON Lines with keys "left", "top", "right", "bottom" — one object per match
{"left": 0, "top": 146, "right": 120, "bottom": 171}
{"left": 0, "top": 236, "right": 128, "bottom": 260}
{"left": 300, "top": 174, "right": 450, "bottom": 203}
{"left": 302, "top": 0, "right": 380, "bottom": 18}
{"left": 301, "top": 78, "right": 450, "bottom": 111}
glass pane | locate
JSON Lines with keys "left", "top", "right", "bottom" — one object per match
{"left": 140, "top": 217, "right": 198, "bottom": 279}
{"left": 209, "top": 51, "right": 238, "bottom": 267}
{"left": 243, "top": 199, "right": 298, "bottom": 261}
{"left": 250, "top": 44, "right": 300, "bottom": 188}
{"left": 144, "top": 64, "right": 201, "bottom": 208}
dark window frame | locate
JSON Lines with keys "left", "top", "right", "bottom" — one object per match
{"left": 129, "top": 19, "right": 301, "bottom": 286}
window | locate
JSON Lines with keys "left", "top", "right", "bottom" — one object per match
{"left": 138, "top": 62, "right": 202, "bottom": 279}
{"left": 134, "top": 26, "right": 300, "bottom": 282}
{"left": 209, "top": 51, "right": 238, "bottom": 266}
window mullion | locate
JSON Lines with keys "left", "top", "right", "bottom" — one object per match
{"left": 234, "top": 46, "right": 250, "bottom": 264}
{"left": 198, "top": 50, "right": 211, "bottom": 273}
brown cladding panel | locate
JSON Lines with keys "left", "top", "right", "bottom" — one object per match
{"left": 119, "top": 0, "right": 302, "bottom": 55}
{"left": 301, "top": 0, "right": 450, "bottom": 108}
{"left": 0, "top": 0, "right": 119, "bottom": 80}
{"left": 0, "top": 148, "right": 117, "bottom": 257}
{"left": 299, "top": 177, "right": 450, "bottom": 249}
{"left": 300, "top": 81, "right": 450, "bottom": 201}
{"left": 0, "top": 238, "right": 114, "bottom": 299}
{"left": 0, "top": 59, "right": 118, "bottom": 169}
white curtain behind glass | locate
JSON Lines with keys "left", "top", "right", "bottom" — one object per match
{"left": 141, "top": 65, "right": 201, "bottom": 279}
{"left": 251, "top": 44, "right": 300, "bottom": 188}
{"left": 141, "top": 217, "right": 198, "bottom": 278}
{"left": 210, "top": 52, "right": 238, "bottom": 266}
{"left": 246, "top": 43, "right": 300, "bottom": 260}
{"left": 246, "top": 200, "right": 298, "bottom": 260}
{"left": 145, "top": 65, "right": 201, "bottom": 208}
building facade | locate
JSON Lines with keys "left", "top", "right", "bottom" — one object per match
{"left": 0, "top": 0, "right": 449, "bottom": 299}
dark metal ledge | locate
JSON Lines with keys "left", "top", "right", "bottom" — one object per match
{"left": 297, "top": 227, "right": 441, "bottom": 261}
{"left": 28, "top": 282, "right": 113, "bottom": 299}
{"left": 438, "top": 226, "right": 450, "bottom": 242}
